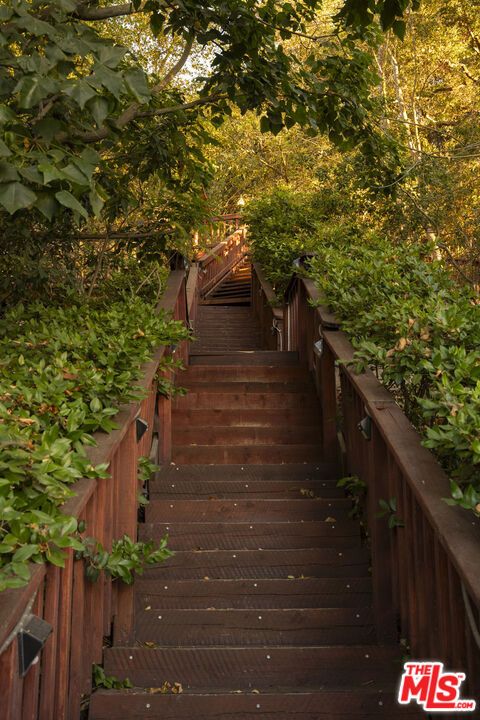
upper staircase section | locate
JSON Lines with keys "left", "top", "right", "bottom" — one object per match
{"left": 203, "top": 257, "right": 252, "bottom": 305}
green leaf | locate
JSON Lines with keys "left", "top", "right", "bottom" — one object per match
{"left": 64, "top": 80, "right": 97, "bottom": 110}
{"left": 0, "top": 161, "right": 19, "bottom": 183}
{"left": 35, "top": 193, "right": 58, "bottom": 221}
{"left": 88, "top": 96, "right": 109, "bottom": 126}
{"left": 0, "top": 182, "right": 37, "bottom": 214}
{"left": 15, "top": 77, "right": 51, "bottom": 109}
{"left": 90, "top": 397, "right": 102, "bottom": 412}
{"left": 12, "top": 544, "right": 38, "bottom": 562}
{"left": 124, "top": 69, "right": 150, "bottom": 104}
{"left": 55, "top": 190, "right": 89, "bottom": 219}
{"left": 89, "top": 187, "right": 105, "bottom": 217}
{"left": 0, "top": 139, "right": 12, "bottom": 157}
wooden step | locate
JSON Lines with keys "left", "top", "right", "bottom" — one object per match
{"left": 179, "top": 381, "right": 314, "bottom": 393}
{"left": 154, "top": 463, "right": 338, "bottom": 483}
{"left": 188, "top": 351, "right": 300, "bottom": 365}
{"left": 134, "top": 608, "right": 375, "bottom": 646}
{"left": 174, "top": 393, "right": 319, "bottom": 410}
{"left": 179, "top": 366, "right": 309, "bottom": 382}
{"left": 140, "top": 548, "right": 370, "bottom": 580}
{"left": 149, "top": 479, "right": 344, "bottom": 500}
{"left": 203, "top": 297, "right": 251, "bottom": 305}
{"left": 172, "top": 426, "right": 321, "bottom": 446}
{"left": 135, "top": 577, "right": 372, "bottom": 609}
{"left": 145, "top": 499, "right": 352, "bottom": 523}
{"left": 90, "top": 689, "right": 419, "bottom": 719}
{"left": 139, "top": 520, "right": 358, "bottom": 549}
{"left": 102, "top": 645, "right": 402, "bottom": 690}
{"left": 172, "top": 445, "right": 324, "bottom": 464}
{"left": 172, "top": 407, "right": 321, "bottom": 427}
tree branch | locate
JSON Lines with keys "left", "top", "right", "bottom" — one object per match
{"left": 136, "top": 93, "right": 228, "bottom": 119}
{"left": 153, "top": 36, "right": 194, "bottom": 93}
{"left": 74, "top": 2, "right": 141, "bottom": 20}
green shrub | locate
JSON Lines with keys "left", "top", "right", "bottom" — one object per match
{"left": 0, "top": 294, "right": 189, "bottom": 590}
{"left": 247, "top": 189, "right": 480, "bottom": 514}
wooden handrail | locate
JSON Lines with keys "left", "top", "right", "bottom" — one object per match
{"left": 0, "top": 270, "right": 188, "bottom": 719}
{"left": 198, "top": 229, "right": 248, "bottom": 298}
{"left": 284, "top": 274, "right": 480, "bottom": 699}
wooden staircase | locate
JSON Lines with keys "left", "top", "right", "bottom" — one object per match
{"left": 90, "top": 350, "right": 418, "bottom": 719}
{"left": 203, "top": 258, "right": 252, "bottom": 305}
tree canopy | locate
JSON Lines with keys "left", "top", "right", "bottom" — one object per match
{"left": 0, "top": 0, "right": 417, "bottom": 220}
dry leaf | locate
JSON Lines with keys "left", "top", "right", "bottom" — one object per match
{"left": 325, "top": 516, "right": 336, "bottom": 523}
{"left": 172, "top": 682, "right": 183, "bottom": 694}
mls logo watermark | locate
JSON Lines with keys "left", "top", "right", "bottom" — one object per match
{"left": 398, "top": 662, "right": 476, "bottom": 712}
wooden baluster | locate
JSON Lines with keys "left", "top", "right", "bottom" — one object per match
{"left": 0, "top": 639, "right": 23, "bottom": 719}
{"left": 112, "top": 423, "right": 137, "bottom": 646}
{"left": 316, "top": 339, "right": 338, "bottom": 467}
{"left": 365, "top": 424, "right": 396, "bottom": 642}
{"left": 53, "top": 551, "right": 74, "bottom": 720}
{"left": 21, "top": 586, "right": 44, "bottom": 720}
{"left": 38, "top": 567, "right": 60, "bottom": 720}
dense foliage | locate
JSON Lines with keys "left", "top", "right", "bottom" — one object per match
{"left": 210, "top": 0, "right": 480, "bottom": 287}
{"left": 247, "top": 189, "right": 480, "bottom": 514}
{"left": 0, "top": 295, "right": 188, "bottom": 590}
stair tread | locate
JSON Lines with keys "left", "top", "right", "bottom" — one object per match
{"left": 172, "top": 427, "right": 322, "bottom": 446}
{"left": 145, "top": 498, "right": 353, "bottom": 523}
{"left": 189, "top": 351, "right": 300, "bottom": 365}
{"left": 149, "top": 480, "right": 344, "bottom": 499}
{"left": 141, "top": 547, "right": 370, "bottom": 580}
{"left": 103, "top": 645, "right": 404, "bottom": 689}
{"left": 134, "top": 607, "right": 375, "bottom": 645}
{"left": 90, "top": 688, "right": 420, "bottom": 719}
{"left": 136, "top": 576, "right": 371, "bottom": 608}
{"left": 155, "top": 463, "right": 338, "bottom": 481}
{"left": 139, "top": 520, "right": 359, "bottom": 550}
{"left": 172, "top": 446, "right": 324, "bottom": 464}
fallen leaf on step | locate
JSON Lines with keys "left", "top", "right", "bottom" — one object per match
{"left": 203, "top": 576, "right": 210, "bottom": 580}
{"left": 144, "top": 641, "right": 158, "bottom": 648}
{"left": 172, "top": 682, "right": 183, "bottom": 694}
{"left": 287, "top": 575, "right": 295, "bottom": 579}
{"left": 252, "top": 689, "right": 260, "bottom": 694}
{"left": 144, "top": 606, "right": 151, "bottom": 611}
{"left": 325, "top": 516, "right": 336, "bottom": 522}
{"left": 300, "top": 488, "right": 315, "bottom": 498}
